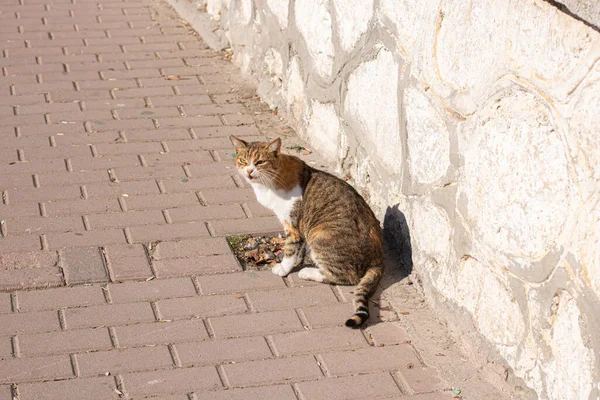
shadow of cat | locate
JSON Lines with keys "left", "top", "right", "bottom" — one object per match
{"left": 364, "top": 204, "right": 413, "bottom": 327}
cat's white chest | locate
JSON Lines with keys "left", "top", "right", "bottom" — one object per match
{"left": 251, "top": 184, "right": 302, "bottom": 224}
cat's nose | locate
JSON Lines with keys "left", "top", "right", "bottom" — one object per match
{"left": 246, "top": 168, "right": 254, "bottom": 177}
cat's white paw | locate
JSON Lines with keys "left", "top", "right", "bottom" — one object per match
{"left": 298, "top": 267, "right": 325, "bottom": 282}
{"left": 271, "top": 263, "right": 289, "bottom": 277}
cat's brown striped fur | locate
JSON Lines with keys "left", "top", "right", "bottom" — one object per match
{"left": 231, "top": 136, "right": 383, "bottom": 327}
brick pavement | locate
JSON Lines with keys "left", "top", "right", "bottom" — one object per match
{"left": 0, "top": 0, "right": 457, "bottom": 398}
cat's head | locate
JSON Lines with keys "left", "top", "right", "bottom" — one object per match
{"left": 230, "top": 136, "right": 282, "bottom": 185}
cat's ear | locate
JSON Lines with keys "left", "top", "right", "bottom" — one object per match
{"left": 268, "top": 138, "right": 282, "bottom": 155}
{"left": 230, "top": 135, "right": 248, "bottom": 149}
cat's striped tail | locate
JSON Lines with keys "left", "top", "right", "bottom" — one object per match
{"left": 345, "top": 261, "right": 383, "bottom": 328}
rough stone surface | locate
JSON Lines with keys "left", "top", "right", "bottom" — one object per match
{"left": 265, "top": 0, "right": 288, "bottom": 29}
{"left": 332, "top": 0, "right": 373, "bottom": 52}
{"left": 186, "top": 0, "right": 600, "bottom": 398}
{"left": 405, "top": 87, "right": 450, "bottom": 184}
{"left": 344, "top": 45, "right": 402, "bottom": 174}
{"left": 459, "top": 86, "right": 574, "bottom": 264}
{"left": 306, "top": 100, "right": 341, "bottom": 162}
{"left": 294, "top": 0, "right": 334, "bottom": 78}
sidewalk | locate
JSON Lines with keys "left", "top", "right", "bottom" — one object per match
{"left": 0, "top": 0, "right": 511, "bottom": 398}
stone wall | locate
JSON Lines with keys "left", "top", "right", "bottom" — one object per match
{"left": 187, "top": 0, "right": 600, "bottom": 398}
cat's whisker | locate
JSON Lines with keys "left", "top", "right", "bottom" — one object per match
{"left": 259, "top": 170, "right": 286, "bottom": 189}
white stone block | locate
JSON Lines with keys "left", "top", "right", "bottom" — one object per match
{"left": 294, "top": 0, "right": 335, "bottom": 78}
{"left": 459, "top": 85, "right": 574, "bottom": 262}
{"left": 283, "top": 56, "right": 305, "bottom": 122}
{"left": 307, "top": 100, "right": 341, "bottom": 161}
{"left": 405, "top": 87, "right": 450, "bottom": 184}
{"left": 546, "top": 291, "right": 595, "bottom": 400}
{"left": 344, "top": 45, "right": 402, "bottom": 174}
{"left": 476, "top": 270, "right": 525, "bottom": 346}
{"left": 332, "top": 0, "right": 373, "bottom": 52}
{"left": 266, "top": 0, "right": 288, "bottom": 28}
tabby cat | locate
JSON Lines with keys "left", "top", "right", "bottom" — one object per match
{"left": 230, "top": 136, "right": 383, "bottom": 327}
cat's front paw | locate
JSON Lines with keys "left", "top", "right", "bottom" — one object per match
{"left": 271, "top": 263, "right": 289, "bottom": 277}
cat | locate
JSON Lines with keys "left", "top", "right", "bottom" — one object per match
{"left": 230, "top": 136, "right": 383, "bottom": 327}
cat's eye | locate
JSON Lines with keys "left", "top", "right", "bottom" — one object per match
{"left": 255, "top": 160, "right": 265, "bottom": 165}
{"left": 238, "top": 158, "right": 247, "bottom": 164}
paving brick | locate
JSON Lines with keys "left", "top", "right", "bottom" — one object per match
{"left": 149, "top": 94, "right": 212, "bottom": 107}
{"left": 60, "top": 246, "right": 108, "bottom": 285}
{"left": 47, "top": 228, "right": 127, "bottom": 249}
{"left": 114, "top": 86, "right": 175, "bottom": 98}
{"left": 84, "top": 181, "right": 161, "bottom": 198}
{"left": 367, "top": 322, "right": 410, "bottom": 346}
{"left": 247, "top": 286, "right": 339, "bottom": 312}
{"left": 186, "top": 162, "right": 237, "bottom": 177}
{"left": 245, "top": 201, "right": 274, "bottom": 217}
{"left": 18, "top": 285, "right": 106, "bottom": 311}
{"left": 125, "top": 192, "right": 200, "bottom": 210}
{"left": 123, "top": 366, "right": 222, "bottom": 396}
{"left": 65, "top": 302, "right": 155, "bottom": 329}
{"left": 0, "top": 336, "right": 12, "bottom": 359}
{"left": 296, "top": 372, "right": 402, "bottom": 400}
{"left": 162, "top": 176, "right": 237, "bottom": 192}
{"left": 398, "top": 367, "right": 449, "bottom": 394}
{"left": 115, "top": 319, "right": 209, "bottom": 347}
{"left": 115, "top": 106, "right": 180, "bottom": 119}
{"left": 198, "top": 271, "right": 286, "bottom": 294}
{"left": 192, "top": 124, "right": 260, "bottom": 139}
{"left": 38, "top": 170, "right": 111, "bottom": 187}
{"left": 0, "top": 267, "right": 63, "bottom": 292}
{"left": 144, "top": 150, "right": 214, "bottom": 166}
{"left": 213, "top": 216, "right": 284, "bottom": 235}
{"left": 159, "top": 115, "right": 222, "bottom": 128}
{"left": 0, "top": 235, "right": 42, "bottom": 254}
{"left": 89, "top": 118, "right": 157, "bottom": 132}
{"left": 0, "top": 175, "right": 37, "bottom": 192}
{"left": 0, "top": 203, "right": 40, "bottom": 219}
{"left": 152, "top": 238, "right": 231, "bottom": 260}
{"left": 272, "top": 326, "right": 368, "bottom": 356}
{"left": 105, "top": 243, "right": 146, "bottom": 259}
{"left": 195, "top": 385, "right": 297, "bottom": 400}
{"left": 0, "top": 354, "right": 73, "bottom": 384}
{"left": 167, "top": 204, "right": 245, "bottom": 222}
{"left": 0, "top": 250, "right": 58, "bottom": 270}
{"left": 45, "top": 198, "right": 120, "bottom": 217}
{"left": 0, "top": 293, "right": 11, "bottom": 314}
{"left": 19, "top": 328, "right": 113, "bottom": 356}
{"left": 158, "top": 293, "right": 247, "bottom": 319}
{"left": 70, "top": 154, "right": 142, "bottom": 170}
{"left": 183, "top": 103, "right": 245, "bottom": 115}
{"left": 77, "top": 346, "right": 174, "bottom": 376}
{"left": 0, "top": 159, "right": 67, "bottom": 177}
{"left": 0, "top": 385, "right": 10, "bottom": 400}
{"left": 322, "top": 344, "right": 421, "bottom": 377}
{"left": 87, "top": 210, "right": 165, "bottom": 229}
{"left": 177, "top": 336, "right": 272, "bottom": 366}
{"left": 209, "top": 309, "right": 303, "bottom": 338}
{"left": 7, "top": 185, "right": 83, "bottom": 203}
{"left": 6, "top": 215, "right": 86, "bottom": 236}
{"left": 129, "top": 222, "right": 209, "bottom": 242}
{"left": 18, "top": 377, "right": 119, "bottom": 400}
{"left": 123, "top": 128, "right": 192, "bottom": 142}
{"left": 201, "top": 187, "right": 255, "bottom": 204}
{"left": 83, "top": 97, "right": 146, "bottom": 110}
{"left": 222, "top": 113, "right": 254, "bottom": 126}
{"left": 302, "top": 302, "right": 357, "bottom": 328}
{"left": 224, "top": 355, "right": 322, "bottom": 386}
{"left": 114, "top": 165, "right": 186, "bottom": 181}
{"left": 109, "top": 277, "right": 196, "bottom": 303}
{"left": 153, "top": 254, "right": 241, "bottom": 277}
